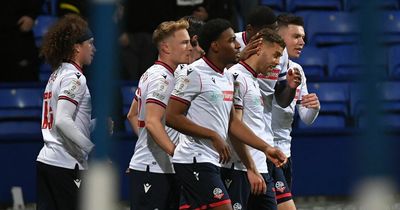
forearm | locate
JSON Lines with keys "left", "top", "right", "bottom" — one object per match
{"left": 298, "top": 105, "right": 319, "bottom": 125}
{"left": 230, "top": 135, "right": 256, "bottom": 171}
{"left": 55, "top": 111, "right": 94, "bottom": 154}
{"left": 127, "top": 114, "right": 139, "bottom": 135}
{"left": 275, "top": 83, "right": 296, "bottom": 108}
{"left": 145, "top": 119, "right": 175, "bottom": 156}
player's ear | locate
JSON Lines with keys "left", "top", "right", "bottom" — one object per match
{"left": 159, "top": 41, "right": 170, "bottom": 54}
{"left": 210, "top": 41, "right": 218, "bottom": 53}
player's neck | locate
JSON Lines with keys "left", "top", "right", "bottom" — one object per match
{"left": 157, "top": 56, "right": 177, "bottom": 72}
{"left": 243, "top": 57, "right": 259, "bottom": 74}
{"left": 205, "top": 54, "right": 227, "bottom": 72}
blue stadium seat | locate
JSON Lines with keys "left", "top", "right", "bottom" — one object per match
{"left": 381, "top": 82, "right": 400, "bottom": 112}
{"left": 0, "top": 87, "right": 44, "bottom": 135}
{"left": 344, "top": 0, "right": 399, "bottom": 10}
{"left": 305, "top": 12, "right": 359, "bottom": 46}
{"left": 388, "top": 45, "right": 400, "bottom": 78}
{"left": 259, "top": 0, "right": 285, "bottom": 11}
{"left": 293, "top": 46, "right": 327, "bottom": 78}
{"left": 33, "top": 15, "right": 58, "bottom": 47}
{"left": 383, "top": 11, "right": 400, "bottom": 44}
{"left": 287, "top": 0, "right": 342, "bottom": 12}
{"left": 300, "top": 82, "right": 350, "bottom": 128}
{"left": 327, "top": 45, "right": 361, "bottom": 78}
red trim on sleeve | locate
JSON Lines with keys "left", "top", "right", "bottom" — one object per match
{"left": 170, "top": 95, "right": 190, "bottom": 105}
{"left": 146, "top": 98, "right": 166, "bottom": 108}
{"left": 134, "top": 95, "right": 138, "bottom": 101}
{"left": 58, "top": 96, "right": 78, "bottom": 106}
{"left": 138, "top": 120, "right": 145, "bottom": 128}
{"left": 275, "top": 192, "right": 292, "bottom": 200}
{"left": 234, "top": 104, "right": 243, "bottom": 110}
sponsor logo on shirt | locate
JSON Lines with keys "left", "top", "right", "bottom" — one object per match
{"left": 257, "top": 68, "right": 280, "bottom": 80}
{"left": 222, "top": 91, "right": 233, "bottom": 102}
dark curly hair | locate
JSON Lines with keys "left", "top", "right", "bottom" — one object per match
{"left": 40, "top": 14, "right": 89, "bottom": 70}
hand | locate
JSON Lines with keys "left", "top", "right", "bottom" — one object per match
{"left": 211, "top": 134, "right": 231, "bottom": 164}
{"left": 108, "top": 117, "right": 114, "bottom": 135}
{"left": 301, "top": 93, "right": 320, "bottom": 110}
{"left": 265, "top": 147, "right": 287, "bottom": 168}
{"left": 286, "top": 68, "right": 302, "bottom": 89}
{"left": 247, "top": 169, "right": 266, "bottom": 195}
{"left": 239, "top": 33, "right": 263, "bottom": 60}
{"left": 18, "top": 16, "right": 34, "bottom": 32}
{"left": 119, "top": 32, "right": 130, "bottom": 47}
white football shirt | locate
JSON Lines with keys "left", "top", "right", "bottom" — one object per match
{"left": 170, "top": 57, "right": 234, "bottom": 167}
{"left": 37, "top": 62, "right": 92, "bottom": 170}
{"left": 129, "top": 61, "right": 176, "bottom": 173}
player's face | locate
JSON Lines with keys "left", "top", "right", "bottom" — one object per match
{"left": 257, "top": 42, "right": 283, "bottom": 75}
{"left": 189, "top": 35, "right": 204, "bottom": 63}
{"left": 278, "top": 24, "right": 305, "bottom": 58}
{"left": 216, "top": 28, "right": 241, "bottom": 64}
{"left": 170, "top": 29, "right": 192, "bottom": 65}
{"left": 78, "top": 38, "right": 96, "bottom": 66}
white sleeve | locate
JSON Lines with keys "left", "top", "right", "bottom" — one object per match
{"left": 297, "top": 104, "right": 319, "bottom": 125}
{"left": 55, "top": 99, "right": 95, "bottom": 155}
{"left": 90, "top": 118, "right": 97, "bottom": 132}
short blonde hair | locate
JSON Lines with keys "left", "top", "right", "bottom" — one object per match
{"left": 152, "top": 19, "right": 189, "bottom": 48}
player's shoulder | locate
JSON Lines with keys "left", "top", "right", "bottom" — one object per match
{"left": 60, "top": 64, "right": 86, "bottom": 83}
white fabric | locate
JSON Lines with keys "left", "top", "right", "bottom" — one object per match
{"left": 236, "top": 31, "right": 290, "bottom": 147}
{"left": 129, "top": 62, "right": 176, "bottom": 174}
{"left": 37, "top": 62, "right": 92, "bottom": 170}
{"left": 223, "top": 62, "right": 269, "bottom": 173}
{"left": 171, "top": 58, "right": 234, "bottom": 167}
{"left": 272, "top": 60, "right": 319, "bottom": 157}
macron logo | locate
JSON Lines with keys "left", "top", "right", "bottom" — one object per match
{"left": 74, "top": 179, "right": 81, "bottom": 188}
{"left": 144, "top": 183, "right": 151, "bottom": 193}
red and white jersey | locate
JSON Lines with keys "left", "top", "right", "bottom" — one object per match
{"left": 272, "top": 61, "right": 308, "bottom": 157}
{"left": 129, "top": 61, "right": 176, "bottom": 174}
{"left": 235, "top": 31, "right": 289, "bottom": 147}
{"left": 225, "top": 61, "right": 270, "bottom": 173}
{"left": 37, "top": 62, "right": 92, "bottom": 169}
{"left": 170, "top": 57, "right": 234, "bottom": 167}
{"left": 235, "top": 31, "right": 248, "bottom": 52}
{"left": 165, "top": 64, "right": 189, "bottom": 145}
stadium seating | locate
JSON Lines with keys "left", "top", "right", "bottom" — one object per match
{"left": 0, "top": 87, "right": 43, "bottom": 135}
{"left": 293, "top": 46, "right": 327, "bottom": 79}
{"left": 383, "top": 11, "right": 400, "bottom": 44}
{"left": 120, "top": 85, "right": 137, "bottom": 133}
{"left": 32, "top": 15, "right": 58, "bottom": 47}
{"left": 298, "top": 82, "right": 350, "bottom": 129}
{"left": 304, "top": 12, "right": 359, "bottom": 46}
{"left": 327, "top": 45, "right": 361, "bottom": 78}
{"left": 286, "top": 0, "right": 342, "bottom": 12}
{"left": 388, "top": 45, "right": 400, "bottom": 78}
{"left": 259, "top": 0, "right": 285, "bottom": 11}
{"left": 344, "top": 0, "right": 400, "bottom": 10}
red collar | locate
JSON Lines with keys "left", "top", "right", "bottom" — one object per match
{"left": 155, "top": 60, "right": 174, "bottom": 75}
{"left": 202, "top": 56, "right": 224, "bottom": 75}
{"left": 239, "top": 61, "right": 257, "bottom": 78}
{"left": 68, "top": 61, "right": 83, "bottom": 73}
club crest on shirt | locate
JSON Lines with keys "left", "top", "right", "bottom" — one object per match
{"left": 275, "top": 181, "right": 286, "bottom": 193}
{"left": 233, "top": 203, "right": 242, "bottom": 210}
{"left": 213, "top": 188, "right": 224, "bottom": 199}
